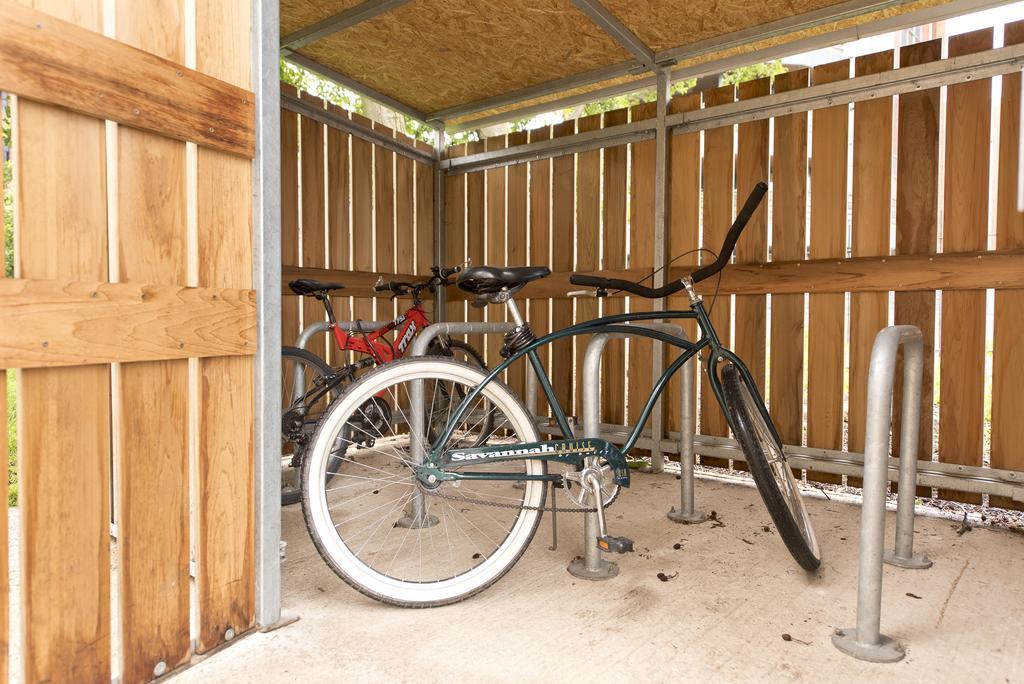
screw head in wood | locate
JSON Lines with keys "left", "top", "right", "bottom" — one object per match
{"left": 154, "top": 661, "right": 168, "bottom": 677}
{"left": 225, "top": 627, "right": 235, "bottom": 640}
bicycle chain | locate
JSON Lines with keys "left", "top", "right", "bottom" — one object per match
{"left": 423, "top": 486, "right": 601, "bottom": 513}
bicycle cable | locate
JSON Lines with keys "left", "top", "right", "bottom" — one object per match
{"left": 608, "top": 246, "right": 726, "bottom": 316}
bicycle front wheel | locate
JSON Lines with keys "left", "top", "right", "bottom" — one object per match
{"left": 302, "top": 357, "right": 546, "bottom": 607}
{"left": 720, "top": 363, "right": 821, "bottom": 571}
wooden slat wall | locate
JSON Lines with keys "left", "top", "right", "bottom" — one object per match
{"left": 992, "top": 20, "right": 1024, "bottom": 509}
{"left": 601, "top": 110, "right": 629, "bottom": 426}
{"left": 9, "top": 1, "right": 256, "bottom": 679}
{"left": 551, "top": 121, "right": 576, "bottom": 413}
{"left": 806, "top": 59, "right": 849, "bottom": 485}
{"left": 506, "top": 131, "right": 529, "bottom": 398}
{"left": 847, "top": 50, "right": 894, "bottom": 488}
{"left": 769, "top": 69, "right": 809, "bottom": 447}
{"left": 529, "top": 128, "right": 553, "bottom": 415}
{"left": 445, "top": 143, "right": 468, "bottom": 326}
{"left": 466, "top": 140, "right": 487, "bottom": 353}
{"left": 893, "top": 39, "right": 941, "bottom": 498}
{"left": 629, "top": 102, "right": 657, "bottom": 428}
{"left": 939, "top": 28, "right": 993, "bottom": 504}
{"left": 115, "top": 1, "right": 191, "bottom": 676}
{"left": 326, "top": 103, "right": 351, "bottom": 364}
{"left": 486, "top": 135, "right": 508, "bottom": 371}
{"left": 301, "top": 99, "right": 327, "bottom": 363}
{"left": 440, "top": 25, "right": 1024, "bottom": 508}
{"left": 281, "top": 86, "right": 301, "bottom": 347}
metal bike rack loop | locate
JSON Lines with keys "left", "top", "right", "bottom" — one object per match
{"left": 833, "top": 325, "right": 932, "bottom": 664}
{"left": 569, "top": 322, "right": 705, "bottom": 581}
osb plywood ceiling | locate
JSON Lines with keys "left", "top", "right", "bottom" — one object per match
{"left": 281, "top": 0, "right": 947, "bottom": 118}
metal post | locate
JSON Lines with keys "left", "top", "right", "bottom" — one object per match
{"left": 668, "top": 347, "right": 706, "bottom": 524}
{"left": 645, "top": 66, "right": 671, "bottom": 474}
{"left": 833, "top": 325, "right": 927, "bottom": 663}
{"left": 252, "top": 0, "right": 284, "bottom": 630}
{"left": 433, "top": 124, "right": 447, "bottom": 320}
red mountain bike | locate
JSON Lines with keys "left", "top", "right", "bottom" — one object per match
{"left": 281, "top": 265, "right": 491, "bottom": 505}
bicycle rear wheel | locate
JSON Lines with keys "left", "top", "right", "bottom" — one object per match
{"left": 720, "top": 362, "right": 821, "bottom": 571}
{"left": 281, "top": 346, "right": 334, "bottom": 505}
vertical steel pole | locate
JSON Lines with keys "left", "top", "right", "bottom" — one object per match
{"left": 252, "top": 0, "right": 283, "bottom": 629}
{"left": 668, "top": 352, "right": 706, "bottom": 524}
{"left": 884, "top": 334, "right": 932, "bottom": 569}
{"left": 647, "top": 66, "right": 671, "bottom": 473}
{"left": 433, "top": 124, "right": 447, "bottom": 320}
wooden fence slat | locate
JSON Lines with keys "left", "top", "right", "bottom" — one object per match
{"left": 551, "top": 121, "right": 575, "bottom": 414}
{"left": 938, "top": 28, "right": 993, "bottom": 504}
{"left": 300, "top": 105, "right": 327, "bottom": 363}
{"left": 485, "top": 135, "right": 508, "bottom": 370}
{"left": 666, "top": 93, "right": 701, "bottom": 437}
{"left": 280, "top": 88, "right": 300, "bottom": 346}
{"left": 700, "top": 85, "right": 736, "bottom": 446}
{"left": 351, "top": 113, "right": 375, "bottom": 325}
{"left": 13, "top": 38, "right": 115, "bottom": 679}
{"left": 415, "top": 152, "right": 434, "bottom": 278}
{"left": 575, "top": 114, "right": 601, "bottom": 418}
{"left": 806, "top": 59, "right": 850, "bottom": 484}
{"left": 769, "top": 69, "right": 809, "bottom": 446}
{"left": 0, "top": 1, "right": 255, "bottom": 157}
{"left": 893, "top": 38, "right": 941, "bottom": 498}
{"left": 528, "top": 127, "right": 552, "bottom": 414}
{"left": 735, "top": 77, "right": 771, "bottom": 387}
{"left": 465, "top": 140, "right": 487, "bottom": 352}
{"left": 326, "top": 103, "right": 350, "bottom": 365}
{"left": 396, "top": 132, "right": 415, "bottom": 276}
{"left": 629, "top": 102, "right": 656, "bottom": 428}
{"left": 115, "top": 4, "right": 191, "bottom": 677}
{"left": 444, "top": 143, "right": 467, "bottom": 326}
{"left": 506, "top": 130, "right": 529, "bottom": 398}
{"left": 601, "top": 108, "right": 628, "bottom": 426}
{"left": 847, "top": 50, "right": 894, "bottom": 488}
{"left": 991, "top": 20, "right": 1024, "bottom": 509}
{"left": 196, "top": 0, "right": 255, "bottom": 651}
{"left": 374, "top": 122, "right": 396, "bottom": 326}
{"left": 15, "top": 0, "right": 111, "bottom": 678}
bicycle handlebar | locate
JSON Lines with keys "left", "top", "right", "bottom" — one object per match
{"left": 568, "top": 182, "right": 768, "bottom": 298}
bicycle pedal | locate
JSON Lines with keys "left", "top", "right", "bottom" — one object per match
{"left": 597, "top": 535, "right": 634, "bottom": 554}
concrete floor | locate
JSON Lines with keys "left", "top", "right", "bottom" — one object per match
{"left": 175, "top": 472, "right": 1024, "bottom": 683}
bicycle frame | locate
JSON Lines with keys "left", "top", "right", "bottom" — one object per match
{"left": 424, "top": 293, "right": 779, "bottom": 480}
{"left": 318, "top": 292, "right": 432, "bottom": 365}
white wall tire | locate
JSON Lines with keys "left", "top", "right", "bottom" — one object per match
{"left": 301, "top": 357, "right": 544, "bottom": 607}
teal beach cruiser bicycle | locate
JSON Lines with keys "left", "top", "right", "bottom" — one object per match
{"left": 300, "top": 182, "right": 821, "bottom": 606}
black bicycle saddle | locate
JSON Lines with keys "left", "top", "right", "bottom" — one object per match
{"left": 288, "top": 279, "right": 345, "bottom": 296}
{"left": 456, "top": 266, "right": 550, "bottom": 295}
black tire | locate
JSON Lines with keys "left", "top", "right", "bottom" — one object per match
{"left": 281, "top": 346, "right": 340, "bottom": 506}
{"left": 430, "top": 339, "right": 495, "bottom": 447}
{"left": 720, "top": 363, "right": 821, "bottom": 571}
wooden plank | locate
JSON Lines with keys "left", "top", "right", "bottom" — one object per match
{"left": 115, "top": 4, "right": 191, "bottom": 678}
{"left": 301, "top": 106, "right": 327, "bottom": 364}
{"left": 734, "top": 76, "right": 770, "bottom": 392}
{"left": 0, "top": 279, "right": 255, "bottom": 368}
{"left": 601, "top": 108, "right": 628, "bottom": 426}
{"left": 665, "top": 94, "right": 701, "bottom": 437}
{"left": 14, "top": 1, "right": 110, "bottom": 679}
{"left": 196, "top": 0, "right": 255, "bottom": 650}
{"left": 575, "top": 114, "right": 601, "bottom": 418}
{"left": 550, "top": 121, "right": 575, "bottom": 414}
{"left": 893, "top": 39, "right": 941, "bottom": 498}
{"left": 415, "top": 153, "right": 434, "bottom": 277}
{"left": 769, "top": 69, "right": 809, "bottom": 446}
{"left": 806, "top": 59, "right": 849, "bottom": 484}
{"left": 847, "top": 50, "right": 894, "bottom": 489}
{"left": 465, "top": 140, "right": 487, "bottom": 352}
{"left": 991, "top": 20, "right": 1024, "bottom": 509}
{"left": 506, "top": 130, "right": 529, "bottom": 398}
{"left": 326, "top": 103, "right": 350, "bottom": 364}
{"left": 396, "top": 131, "right": 415, "bottom": 276}
{"left": 700, "top": 85, "right": 735, "bottom": 443}
{"left": 0, "top": 1, "right": 254, "bottom": 157}
{"left": 373, "top": 122, "right": 396, "bottom": 328}
{"left": 629, "top": 102, "right": 656, "bottom": 429}
{"left": 351, "top": 113, "right": 375, "bottom": 325}
{"left": 444, "top": 143, "right": 467, "bottom": 326}
{"left": 485, "top": 135, "right": 507, "bottom": 371}
{"left": 938, "top": 28, "right": 993, "bottom": 504}
{"left": 280, "top": 87, "right": 300, "bottom": 346}
{"left": 528, "top": 127, "right": 552, "bottom": 415}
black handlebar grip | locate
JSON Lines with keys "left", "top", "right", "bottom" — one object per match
{"left": 374, "top": 281, "right": 390, "bottom": 293}
{"left": 440, "top": 265, "right": 462, "bottom": 278}
{"left": 690, "top": 181, "right": 768, "bottom": 284}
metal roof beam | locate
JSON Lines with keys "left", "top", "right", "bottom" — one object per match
{"left": 283, "top": 53, "right": 430, "bottom": 123}
{"left": 280, "top": 0, "right": 412, "bottom": 53}
{"left": 570, "top": 0, "right": 656, "bottom": 67}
